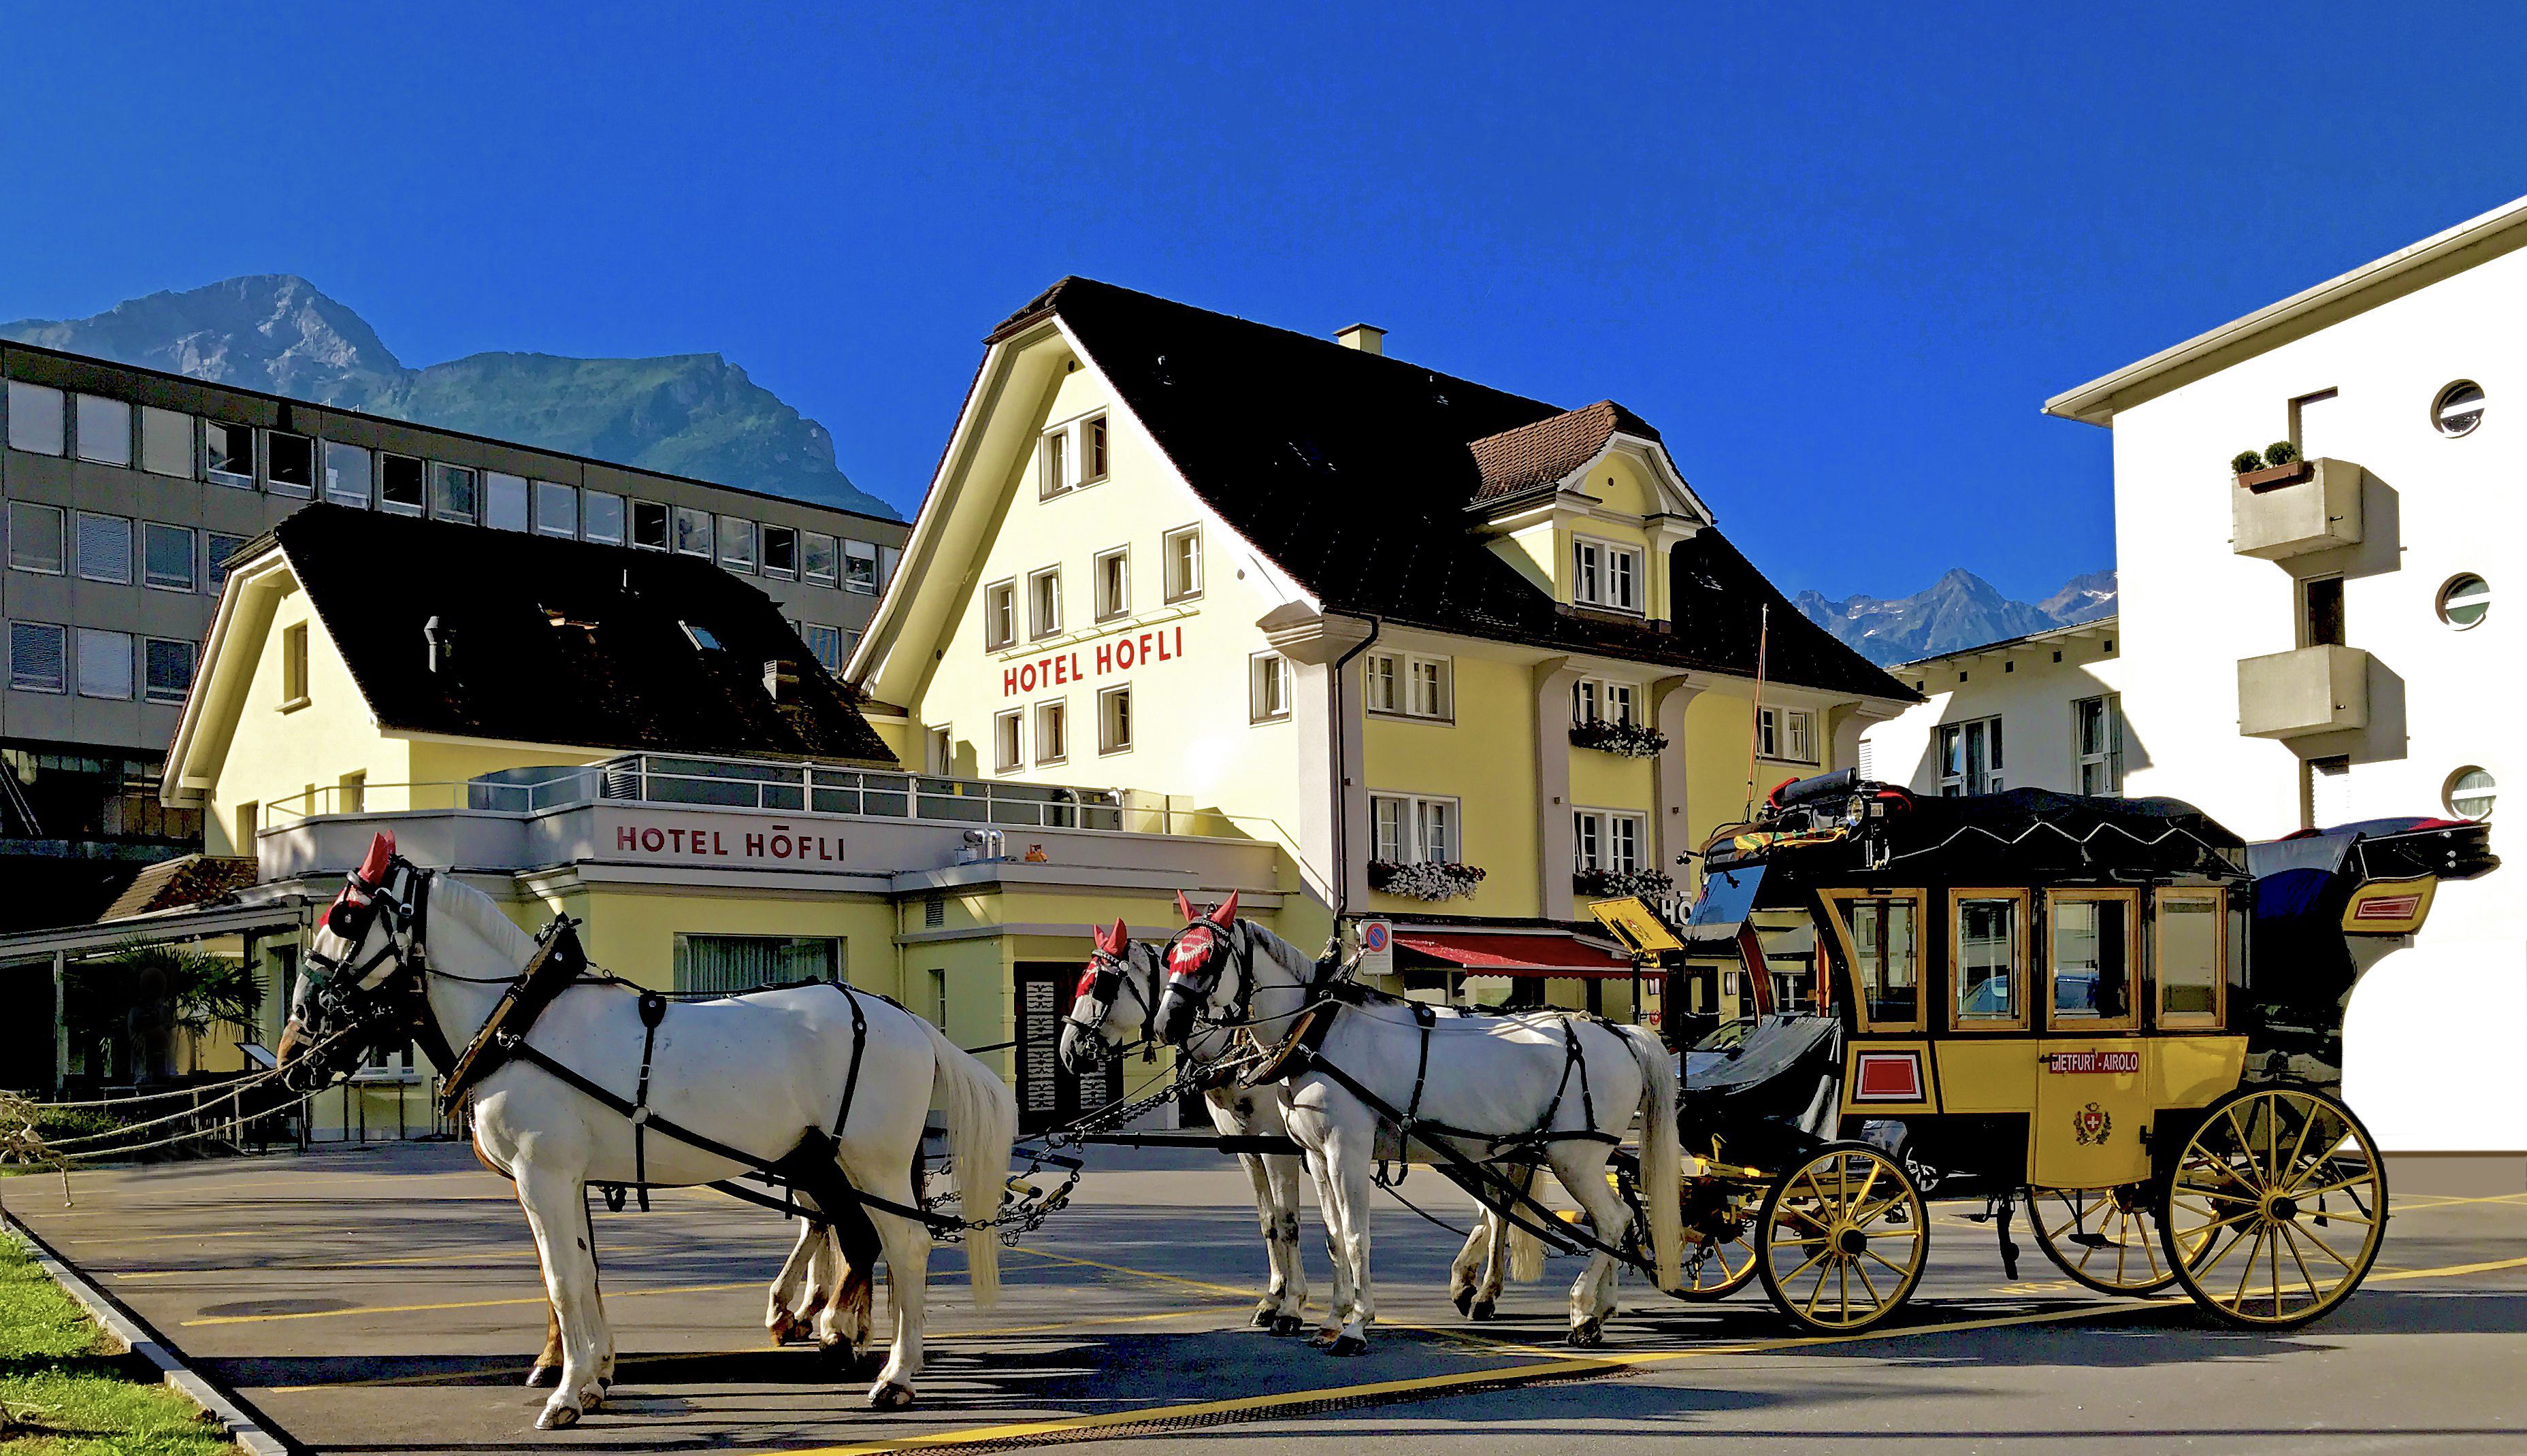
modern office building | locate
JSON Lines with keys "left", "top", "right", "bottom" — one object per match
{"left": 0, "top": 340, "right": 906, "bottom": 927}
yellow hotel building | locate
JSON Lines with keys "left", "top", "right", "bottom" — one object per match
{"left": 133, "top": 278, "right": 1908, "bottom": 1127}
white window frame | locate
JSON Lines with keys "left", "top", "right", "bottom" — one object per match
{"left": 1370, "top": 792, "right": 1461, "bottom": 865}
{"left": 1365, "top": 650, "right": 1452, "bottom": 721}
{"left": 1098, "top": 684, "right": 1134, "bottom": 755}
{"left": 992, "top": 708, "right": 1023, "bottom": 774}
{"left": 1571, "top": 534, "right": 1644, "bottom": 612}
{"left": 140, "top": 406, "right": 194, "bottom": 478}
{"left": 760, "top": 523, "right": 798, "bottom": 579}
{"left": 534, "top": 481, "right": 581, "bottom": 538}
{"left": 1573, "top": 808, "right": 1648, "bottom": 874}
{"left": 802, "top": 530, "right": 838, "bottom": 584}
{"left": 2074, "top": 694, "right": 2125, "bottom": 797}
{"left": 325, "top": 440, "right": 374, "bottom": 507}
{"left": 206, "top": 533, "right": 248, "bottom": 589}
{"left": 1082, "top": 414, "right": 1111, "bottom": 484}
{"left": 582, "top": 490, "right": 626, "bottom": 545}
{"left": 1040, "top": 426, "right": 1073, "bottom": 499}
{"left": 719, "top": 515, "right": 757, "bottom": 572}
{"left": 1571, "top": 675, "right": 1638, "bottom": 726}
{"left": 433, "top": 463, "right": 480, "bottom": 523}
{"left": 1757, "top": 705, "right": 1816, "bottom": 765}
{"left": 1250, "top": 651, "right": 1292, "bottom": 723}
{"left": 1034, "top": 697, "right": 1069, "bottom": 765}
{"left": 843, "top": 538, "right": 879, "bottom": 595}
{"left": 265, "top": 430, "right": 315, "bottom": 495}
{"left": 378, "top": 453, "right": 427, "bottom": 516}
{"left": 74, "top": 393, "right": 132, "bottom": 467}
{"left": 1937, "top": 715, "right": 2004, "bottom": 797}
{"left": 75, "top": 627, "right": 133, "bottom": 701}
{"left": 485, "top": 471, "right": 531, "bottom": 531}
{"left": 203, "top": 421, "right": 255, "bottom": 488}
{"left": 7, "top": 381, "right": 65, "bottom": 456}
{"left": 1094, "top": 546, "right": 1130, "bottom": 621}
{"left": 983, "top": 578, "right": 1017, "bottom": 650}
{"left": 1028, "top": 566, "right": 1063, "bottom": 640}
{"left": 800, "top": 622, "right": 844, "bottom": 674}
{"left": 1163, "top": 524, "right": 1203, "bottom": 602}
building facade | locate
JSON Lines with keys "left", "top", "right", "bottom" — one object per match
{"left": 0, "top": 342, "right": 906, "bottom": 926}
{"left": 1861, "top": 619, "right": 2125, "bottom": 799}
{"left": 2046, "top": 195, "right": 2527, "bottom": 1163}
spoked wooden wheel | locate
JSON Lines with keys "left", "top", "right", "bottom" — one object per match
{"left": 1756, "top": 1142, "right": 1927, "bottom": 1332}
{"left": 1676, "top": 1182, "right": 1762, "bottom": 1300}
{"left": 2029, "top": 1185, "right": 2177, "bottom": 1295}
{"left": 2161, "top": 1086, "right": 2387, "bottom": 1329}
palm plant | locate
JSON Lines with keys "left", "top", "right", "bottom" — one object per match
{"left": 65, "top": 941, "right": 261, "bottom": 1085}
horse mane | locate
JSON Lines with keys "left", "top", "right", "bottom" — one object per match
{"left": 430, "top": 873, "right": 542, "bottom": 967}
{"left": 1236, "top": 919, "right": 1321, "bottom": 982}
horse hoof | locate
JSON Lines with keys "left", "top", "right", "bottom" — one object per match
{"left": 817, "top": 1338, "right": 858, "bottom": 1367}
{"left": 1568, "top": 1317, "right": 1604, "bottom": 1348}
{"left": 1270, "top": 1314, "right": 1305, "bottom": 1338}
{"left": 1326, "top": 1334, "right": 1369, "bottom": 1357}
{"left": 1250, "top": 1304, "right": 1277, "bottom": 1329}
{"left": 1307, "top": 1327, "right": 1338, "bottom": 1348}
{"left": 868, "top": 1380, "right": 915, "bottom": 1410}
{"left": 524, "top": 1365, "right": 559, "bottom": 1389}
{"left": 1451, "top": 1288, "right": 1475, "bottom": 1315}
{"left": 535, "top": 1403, "right": 581, "bottom": 1430}
{"left": 1470, "top": 1300, "right": 1498, "bottom": 1323}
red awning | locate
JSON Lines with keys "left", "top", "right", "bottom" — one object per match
{"left": 1392, "top": 932, "right": 1635, "bottom": 978}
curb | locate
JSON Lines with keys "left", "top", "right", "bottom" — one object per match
{"left": 5, "top": 1208, "right": 294, "bottom": 1456}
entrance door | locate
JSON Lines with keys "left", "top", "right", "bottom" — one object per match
{"left": 1013, "top": 963, "right": 1124, "bottom": 1136}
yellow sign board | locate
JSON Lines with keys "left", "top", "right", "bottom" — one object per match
{"left": 1588, "top": 896, "right": 1682, "bottom": 955}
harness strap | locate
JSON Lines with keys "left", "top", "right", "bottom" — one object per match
{"left": 630, "top": 991, "right": 668, "bottom": 1213}
{"left": 832, "top": 983, "right": 870, "bottom": 1138}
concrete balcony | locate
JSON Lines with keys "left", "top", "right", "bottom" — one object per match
{"left": 2238, "top": 644, "right": 2370, "bottom": 738}
{"left": 2232, "top": 457, "right": 2364, "bottom": 560}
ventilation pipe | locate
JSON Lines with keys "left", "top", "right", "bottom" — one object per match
{"left": 423, "top": 616, "right": 453, "bottom": 673}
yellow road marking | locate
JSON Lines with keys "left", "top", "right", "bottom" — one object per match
{"left": 1010, "top": 1246, "right": 1256, "bottom": 1301}
{"left": 2368, "top": 1253, "right": 2527, "bottom": 1282}
{"left": 182, "top": 1281, "right": 760, "bottom": 1327}
{"left": 119, "top": 1246, "right": 647, "bottom": 1280}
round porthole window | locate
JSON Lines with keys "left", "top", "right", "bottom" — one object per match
{"left": 2437, "top": 574, "right": 2491, "bottom": 629}
{"left": 2446, "top": 767, "right": 2496, "bottom": 821}
{"left": 2434, "top": 380, "right": 2486, "bottom": 437}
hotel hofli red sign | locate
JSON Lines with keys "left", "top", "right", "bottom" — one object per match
{"left": 1001, "top": 625, "right": 1186, "bottom": 698}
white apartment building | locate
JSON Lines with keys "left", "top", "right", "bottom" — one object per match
{"left": 1862, "top": 619, "right": 2125, "bottom": 800}
{"left": 2046, "top": 195, "right": 2527, "bottom": 1161}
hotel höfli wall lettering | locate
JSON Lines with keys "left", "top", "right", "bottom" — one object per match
{"left": 600, "top": 810, "right": 849, "bottom": 870}
{"left": 1000, "top": 623, "right": 1188, "bottom": 699}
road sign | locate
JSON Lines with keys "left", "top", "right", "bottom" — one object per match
{"left": 1587, "top": 896, "right": 1682, "bottom": 955}
{"left": 1354, "top": 918, "right": 1393, "bottom": 976}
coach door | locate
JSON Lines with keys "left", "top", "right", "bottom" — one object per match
{"left": 1013, "top": 962, "right": 1124, "bottom": 1136}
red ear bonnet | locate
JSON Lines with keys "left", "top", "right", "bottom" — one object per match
{"left": 1208, "top": 891, "right": 1239, "bottom": 927}
{"left": 355, "top": 831, "right": 396, "bottom": 888}
{"left": 1092, "top": 921, "right": 1118, "bottom": 956}
{"left": 1175, "top": 890, "right": 1196, "bottom": 922}
{"left": 1110, "top": 919, "right": 1129, "bottom": 953}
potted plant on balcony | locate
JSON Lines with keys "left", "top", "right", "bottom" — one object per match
{"left": 2232, "top": 440, "right": 2309, "bottom": 491}
{"left": 1367, "top": 859, "right": 1488, "bottom": 901}
{"left": 1568, "top": 718, "right": 1669, "bottom": 757}
{"left": 1573, "top": 866, "right": 1676, "bottom": 899}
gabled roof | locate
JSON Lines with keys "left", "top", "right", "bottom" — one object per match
{"left": 1467, "top": 399, "right": 1663, "bottom": 506}
{"left": 989, "top": 278, "right": 1908, "bottom": 701}
{"left": 270, "top": 505, "right": 896, "bottom": 763}
{"left": 97, "top": 855, "right": 259, "bottom": 921}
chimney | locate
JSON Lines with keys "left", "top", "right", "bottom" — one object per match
{"left": 764, "top": 658, "right": 801, "bottom": 702}
{"left": 1335, "top": 323, "right": 1384, "bottom": 355}
{"left": 423, "top": 616, "right": 453, "bottom": 673}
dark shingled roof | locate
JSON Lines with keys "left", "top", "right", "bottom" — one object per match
{"left": 993, "top": 278, "right": 1908, "bottom": 701}
{"left": 97, "top": 855, "right": 259, "bottom": 921}
{"left": 1467, "top": 400, "right": 1663, "bottom": 506}
{"left": 274, "top": 505, "right": 896, "bottom": 765}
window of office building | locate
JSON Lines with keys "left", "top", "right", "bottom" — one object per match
{"left": 631, "top": 499, "right": 669, "bottom": 549}
{"left": 536, "top": 481, "right": 578, "bottom": 538}
{"left": 8, "top": 502, "right": 64, "bottom": 574}
{"left": 801, "top": 622, "right": 844, "bottom": 674}
{"left": 379, "top": 454, "right": 426, "bottom": 515}
{"left": 7, "top": 382, "right": 64, "bottom": 455}
{"left": 762, "top": 525, "right": 798, "bottom": 578}
{"left": 581, "top": 491, "right": 623, "bottom": 545}
{"left": 76, "top": 628, "right": 133, "bottom": 700}
{"left": 76, "top": 512, "right": 132, "bottom": 584}
{"left": 75, "top": 394, "right": 131, "bottom": 466}
{"left": 802, "top": 531, "right": 838, "bottom": 584}
{"left": 205, "top": 422, "right": 254, "bottom": 487}
{"left": 144, "top": 638, "right": 196, "bottom": 704}
{"left": 879, "top": 544, "right": 901, "bottom": 591}
{"left": 324, "top": 441, "right": 372, "bottom": 506}
{"left": 433, "top": 463, "right": 479, "bottom": 522}
{"left": 206, "top": 533, "right": 248, "bottom": 588}
{"left": 10, "top": 621, "right": 66, "bottom": 693}
{"left": 143, "top": 523, "right": 195, "bottom": 592}
{"left": 719, "top": 516, "right": 757, "bottom": 571}
{"left": 140, "top": 407, "right": 193, "bottom": 478}
{"left": 265, "top": 431, "right": 315, "bottom": 495}
{"left": 483, "top": 472, "right": 529, "bottom": 531}
{"left": 672, "top": 506, "right": 712, "bottom": 558}
{"left": 845, "top": 539, "right": 879, "bottom": 594}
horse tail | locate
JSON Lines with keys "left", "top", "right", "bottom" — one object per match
{"left": 1617, "top": 1023, "right": 1684, "bottom": 1293}
{"left": 915, "top": 1017, "right": 1018, "bottom": 1309}
{"left": 1506, "top": 1211, "right": 1546, "bottom": 1284}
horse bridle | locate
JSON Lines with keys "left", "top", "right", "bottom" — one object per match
{"left": 1160, "top": 916, "right": 1258, "bottom": 1031}
{"left": 289, "top": 855, "right": 451, "bottom": 1089}
{"left": 1072, "top": 944, "right": 1164, "bottom": 1046}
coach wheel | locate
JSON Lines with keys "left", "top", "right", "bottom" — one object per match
{"left": 1755, "top": 1142, "right": 1927, "bottom": 1333}
{"left": 1676, "top": 1180, "right": 1761, "bottom": 1300}
{"left": 2159, "top": 1086, "right": 2387, "bottom": 1329}
{"left": 2028, "top": 1184, "right": 2177, "bottom": 1295}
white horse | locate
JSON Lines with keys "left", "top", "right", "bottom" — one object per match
{"left": 276, "top": 833, "right": 1016, "bottom": 1427}
{"left": 1153, "top": 897, "right": 1683, "bottom": 1351}
{"left": 1058, "top": 911, "right": 1548, "bottom": 1332}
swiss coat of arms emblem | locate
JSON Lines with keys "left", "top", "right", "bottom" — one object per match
{"left": 2072, "top": 1101, "right": 2113, "bottom": 1146}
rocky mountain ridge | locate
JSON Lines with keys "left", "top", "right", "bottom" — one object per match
{"left": 1796, "top": 567, "right": 2117, "bottom": 666}
{"left": 3, "top": 276, "right": 893, "bottom": 518}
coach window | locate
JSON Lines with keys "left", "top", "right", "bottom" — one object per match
{"left": 2154, "top": 888, "right": 2226, "bottom": 1028}
{"left": 1950, "top": 888, "right": 2028, "bottom": 1031}
{"left": 2047, "top": 889, "right": 2136, "bottom": 1029}
{"left": 1821, "top": 889, "right": 1923, "bottom": 1031}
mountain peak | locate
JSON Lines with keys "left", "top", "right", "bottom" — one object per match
{"left": 1795, "top": 568, "right": 2117, "bottom": 665}
{"left": 0, "top": 276, "right": 895, "bottom": 519}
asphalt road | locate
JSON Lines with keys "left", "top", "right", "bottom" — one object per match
{"left": 7, "top": 1140, "right": 2524, "bottom": 1455}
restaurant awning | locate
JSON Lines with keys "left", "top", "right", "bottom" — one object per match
{"left": 1392, "top": 932, "right": 1636, "bottom": 978}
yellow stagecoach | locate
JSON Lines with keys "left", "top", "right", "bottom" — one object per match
{"left": 1623, "top": 772, "right": 2496, "bottom": 1334}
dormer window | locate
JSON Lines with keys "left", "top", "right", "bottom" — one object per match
{"left": 682, "top": 621, "right": 723, "bottom": 652}
{"left": 1571, "top": 536, "right": 1642, "bottom": 612}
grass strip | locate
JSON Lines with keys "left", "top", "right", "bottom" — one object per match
{"left": 0, "top": 1231, "right": 231, "bottom": 1455}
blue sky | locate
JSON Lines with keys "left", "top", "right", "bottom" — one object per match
{"left": 5, "top": 3, "right": 2523, "bottom": 600}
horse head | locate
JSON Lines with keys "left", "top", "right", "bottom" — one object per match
{"left": 1059, "top": 919, "right": 1158, "bottom": 1073}
{"left": 278, "top": 831, "right": 422, "bottom": 1091}
{"left": 1154, "top": 891, "right": 1239, "bottom": 1046}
